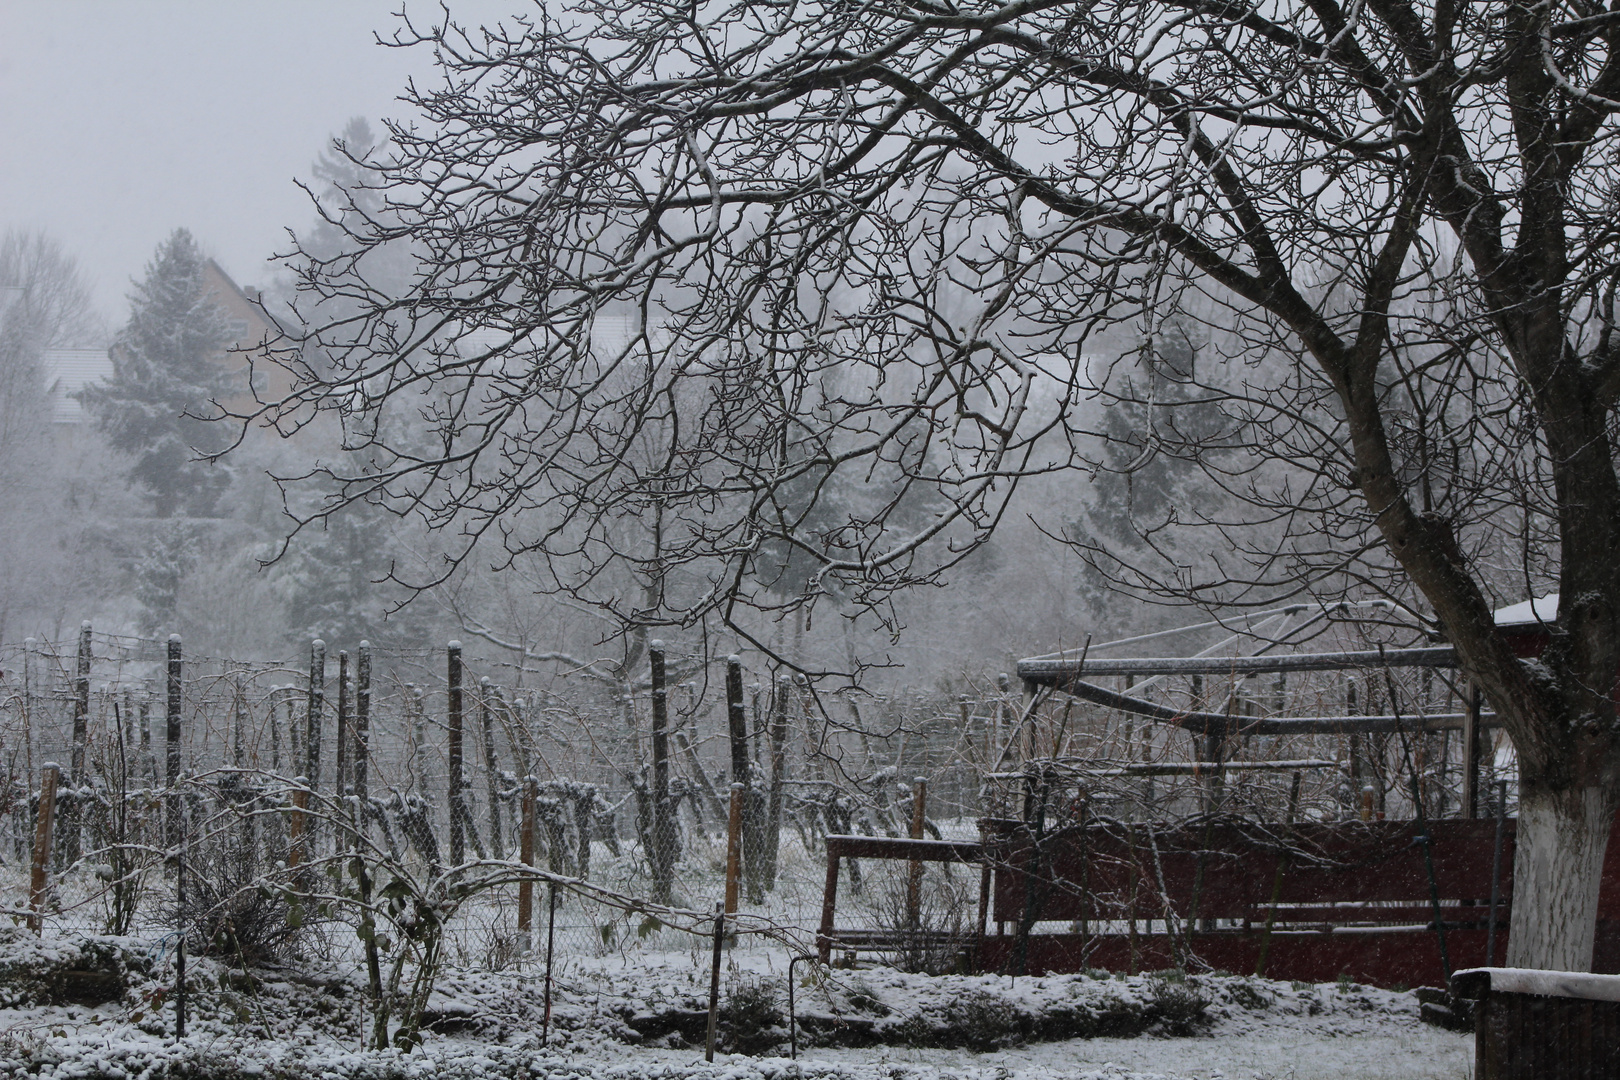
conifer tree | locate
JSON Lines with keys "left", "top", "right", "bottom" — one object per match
{"left": 85, "top": 229, "right": 235, "bottom": 517}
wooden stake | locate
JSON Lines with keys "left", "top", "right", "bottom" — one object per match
{"left": 305, "top": 640, "right": 325, "bottom": 794}
{"left": 817, "top": 845, "right": 841, "bottom": 964}
{"left": 727, "top": 656, "right": 764, "bottom": 904}
{"left": 906, "top": 776, "right": 926, "bottom": 932}
{"left": 63, "top": 624, "right": 90, "bottom": 865}
{"left": 335, "top": 651, "right": 350, "bottom": 795}
{"left": 28, "top": 763, "right": 59, "bottom": 934}
{"left": 166, "top": 635, "right": 183, "bottom": 850}
{"left": 354, "top": 643, "right": 371, "bottom": 807}
{"left": 288, "top": 786, "right": 308, "bottom": 868}
{"left": 231, "top": 676, "right": 246, "bottom": 768}
{"left": 724, "top": 782, "right": 744, "bottom": 916}
{"left": 448, "top": 640, "right": 465, "bottom": 865}
{"left": 71, "top": 623, "right": 90, "bottom": 784}
{"left": 1461, "top": 682, "right": 1481, "bottom": 819}
{"left": 648, "top": 641, "right": 675, "bottom": 904}
{"left": 480, "top": 677, "right": 504, "bottom": 860}
{"left": 518, "top": 777, "right": 536, "bottom": 950}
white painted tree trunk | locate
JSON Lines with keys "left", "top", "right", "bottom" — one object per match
{"left": 1506, "top": 787, "right": 1613, "bottom": 971}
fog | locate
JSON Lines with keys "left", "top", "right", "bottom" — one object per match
{"left": 0, "top": 2, "right": 507, "bottom": 312}
{"left": 0, "top": 1, "right": 1441, "bottom": 681}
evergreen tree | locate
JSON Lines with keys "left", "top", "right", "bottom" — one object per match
{"left": 84, "top": 229, "right": 236, "bottom": 517}
{"left": 133, "top": 521, "right": 198, "bottom": 634}
{"left": 279, "top": 494, "right": 433, "bottom": 649}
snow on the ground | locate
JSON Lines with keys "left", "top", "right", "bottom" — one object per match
{"left": 0, "top": 929, "right": 1471, "bottom": 1079}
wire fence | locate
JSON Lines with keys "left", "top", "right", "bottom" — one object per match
{"left": 0, "top": 623, "right": 1519, "bottom": 998}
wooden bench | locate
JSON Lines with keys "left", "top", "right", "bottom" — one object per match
{"left": 817, "top": 834, "right": 985, "bottom": 963}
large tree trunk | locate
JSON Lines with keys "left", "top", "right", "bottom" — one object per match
{"left": 1506, "top": 785, "right": 1615, "bottom": 971}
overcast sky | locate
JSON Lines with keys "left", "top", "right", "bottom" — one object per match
{"left": 0, "top": 1, "right": 512, "bottom": 321}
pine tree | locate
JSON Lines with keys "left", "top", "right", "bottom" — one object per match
{"left": 84, "top": 229, "right": 236, "bottom": 517}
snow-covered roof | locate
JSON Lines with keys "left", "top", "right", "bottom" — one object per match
{"left": 1492, "top": 594, "right": 1558, "bottom": 629}
{"left": 40, "top": 347, "right": 113, "bottom": 424}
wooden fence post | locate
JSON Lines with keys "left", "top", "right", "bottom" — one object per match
{"left": 22, "top": 638, "right": 35, "bottom": 786}
{"left": 764, "top": 675, "right": 791, "bottom": 891}
{"left": 728, "top": 656, "right": 765, "bottom": 904}
{"left": 906, "top": 776, "right": 927, "bottom": 933}
{"left": 71, "top": 623, "right": 90, "bottom": 782}
{"left": 519, "top": 777, "right": 536, "bottom": 951}
{"left": 288, "top": 785, "right": 308, "bottom": 869}
{"left": 725, "top": 782, "right": 744, "bottom": 916}
{"left": 647, "top": 641, "right": 679, "bottom": 904}
{"left": 448, "top": 640, "right": 465, "bottom": 865}
{"left": 231, "top": 675, "right": 246, "bottom": 768}
{"left": 140, "top": 694, "right": 154, "bottom": 785}
{"left": 60, "top": 624, "right": 91, "bottom": 865}
{"left": 305, "top": 640, "right": 325, "bottom": 795}
{"left": 165, "top": 635, "right": 183, "bottom": 851}
{"left": 28, "top": 763, "right": 59, "bottom": 934}
{"left": 354, "top": 643, "right": 371, "bottom": 811}
{"left": 480, "top": 677, "right": 504, "bottom": 860}
{"left": 817, "top": 840, "right": 841, "bottom": 964}
{"left": 1462, "top": 681, "right": 1482, "bottom": 819}
{"left": 335, "top": 650, "right": 350, "bottom": 795}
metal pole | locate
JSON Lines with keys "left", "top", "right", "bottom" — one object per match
{"left": 542, "top": 881, "right": 557, "bottom": 1045}
{"left": 787, "top": 953, "right": 817, "bottom": 1059}
{"left": 705, "top": 901, "right": 724, "bottom": 1061}
{"left": 175, "top": 802, "right": 187, "bottom": 1039}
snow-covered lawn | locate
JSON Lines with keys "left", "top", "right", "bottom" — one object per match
{"left": 0, "top": 929, "right": 1470, "bottom": 1079}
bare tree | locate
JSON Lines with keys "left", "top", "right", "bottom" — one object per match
{"left": 244, "top": 3, "right": 1620, "bottom": 969}
{"left": 0, "top": 230, "right": 101, "bottom": 473}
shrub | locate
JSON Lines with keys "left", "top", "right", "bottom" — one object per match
{"left": 1146, "top": 978, "right": 1209, "bottom": 1036}
{"left": 721, "top": 974, "right": 786, "bottom": 1054}
{"left": 172, "top": 833, "right": 302, "bottom": 969}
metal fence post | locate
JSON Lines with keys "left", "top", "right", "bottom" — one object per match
{"left": 705, "top": 901, "right": 724, "bottom": 1061}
